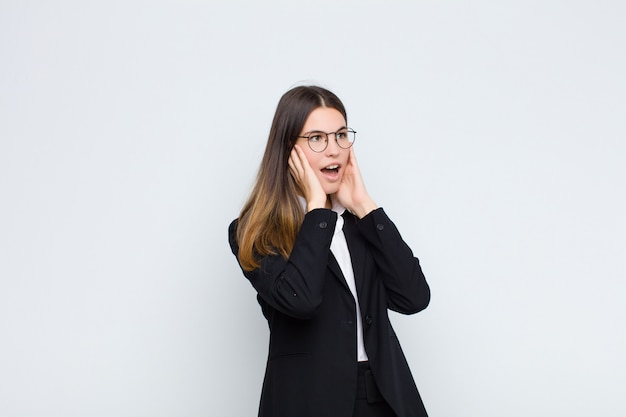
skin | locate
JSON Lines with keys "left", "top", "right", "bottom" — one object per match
{"left": 288, "top": 107, "right": 378, "bottom": 218}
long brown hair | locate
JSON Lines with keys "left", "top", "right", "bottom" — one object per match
{"left": 236, "top": 86, "right": 347, "bottom": 271}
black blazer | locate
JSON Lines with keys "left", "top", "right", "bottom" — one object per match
{"left": 229, "top": 208, "right": 430, "bottom": 417}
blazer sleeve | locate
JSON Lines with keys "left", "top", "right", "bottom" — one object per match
{"left": 228, "top": 209, "right": 337, "bottom": 320}
{"left": 355, "top": 208, "right": 430, "bottom": 314}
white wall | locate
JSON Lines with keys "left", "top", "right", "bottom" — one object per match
{"left": 1, "top": 1, "right": 624, "bottom": 416}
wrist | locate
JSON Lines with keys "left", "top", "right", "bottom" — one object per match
{"left": 307, "top": 196, "right": 328, "bottom": 212}
{"left": 307, "top": 203, "right": 326, "bottom": 212}
{"left": 351, "top": 199, "right": 378, "bottom": 218}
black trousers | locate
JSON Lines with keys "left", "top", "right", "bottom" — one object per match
{"left": 353, "top": 362, "right": 396, "bottom": 417}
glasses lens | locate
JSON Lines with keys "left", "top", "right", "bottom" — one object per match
{"left": 336, "top": 129, "right": 356, "bottom": 149}
{"left": 308, "top": 132, "right": 328, "bottom": 152}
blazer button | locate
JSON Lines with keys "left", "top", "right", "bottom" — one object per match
{"left": 376, "top": 224, "right": 384, "bottom": 230}
{"left": 319, "top": 221, "right": 328, "bottom": 228}
{"left": 364, "top": 314, "right": 373, "bottom": 325}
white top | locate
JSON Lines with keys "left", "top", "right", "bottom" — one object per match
{"left": 299, "top": 197, "right": 369, "bottom": 362}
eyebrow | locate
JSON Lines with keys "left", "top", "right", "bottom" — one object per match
{"left": 303, "top": 126, "right": 348, "bottom": 135}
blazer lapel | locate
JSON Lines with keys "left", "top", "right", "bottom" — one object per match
{"left": 341, "top": 211, "right": 367, "bottom": 294}
{"left": 328, "top": 251, "right": 350, "bottom": 291}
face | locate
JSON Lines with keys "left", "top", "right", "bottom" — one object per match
{"left": 297, "top": 106, "right": 350, "bottom": 196}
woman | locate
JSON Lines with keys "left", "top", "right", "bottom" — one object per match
{"left": 228, "top": 85, "right": 430, "bottom": 417}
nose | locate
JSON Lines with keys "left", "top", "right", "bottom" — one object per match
{"left": 325, "top": 133, "right": 341, "bottom": 156}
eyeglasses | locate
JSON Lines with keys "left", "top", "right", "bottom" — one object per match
{"left": 297, "top": 128, "right": 357, "bottom": 153}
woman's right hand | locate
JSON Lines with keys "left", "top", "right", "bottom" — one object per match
{"left": 288, "top": 145, "right": 327, "bottom": 211}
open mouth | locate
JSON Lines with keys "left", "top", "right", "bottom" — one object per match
{"left": 322, "top": 164, "right": 340, "bottom": 174}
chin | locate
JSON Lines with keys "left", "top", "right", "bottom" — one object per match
{"left": 322, "top": 185, "right": 340, "bottom": 196}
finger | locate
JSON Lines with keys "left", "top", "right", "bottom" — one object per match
{"left": 348, "top": 147, "right": 367, "bottom": 187}
{"left": 348, "top": 147, "right": 359, "bottom": 168}
{"left": 291, "top": 148, "right": 303, "bottom": 171}
{"left": 289, "top": 149, "right": 303, "bottom": 179}
{"left": 288, "top": 156, "right": 297, "bottom": 178}
{"left": 293, "top": 145, "right": 310, "bottom": 170}
{"left": 295, "top": 146, "right": 319, "bottom": 181}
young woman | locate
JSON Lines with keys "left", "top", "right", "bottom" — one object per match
{"left": 228, "top": 85, "right": 430, "bottom": 417}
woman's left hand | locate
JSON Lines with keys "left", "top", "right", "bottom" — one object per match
{"left": 336, "top": 148, "right": 378, "bottom": 218}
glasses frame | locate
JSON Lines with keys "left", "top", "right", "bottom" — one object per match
{"left": 297, "top": 128, "right": 357, "bottom": 153}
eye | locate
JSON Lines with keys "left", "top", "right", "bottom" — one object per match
{"left": 309, "top": 134, "right": 324, "bottom": 143}
{"left": 336, "top": 131, "right": 347, "bottom": 140}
